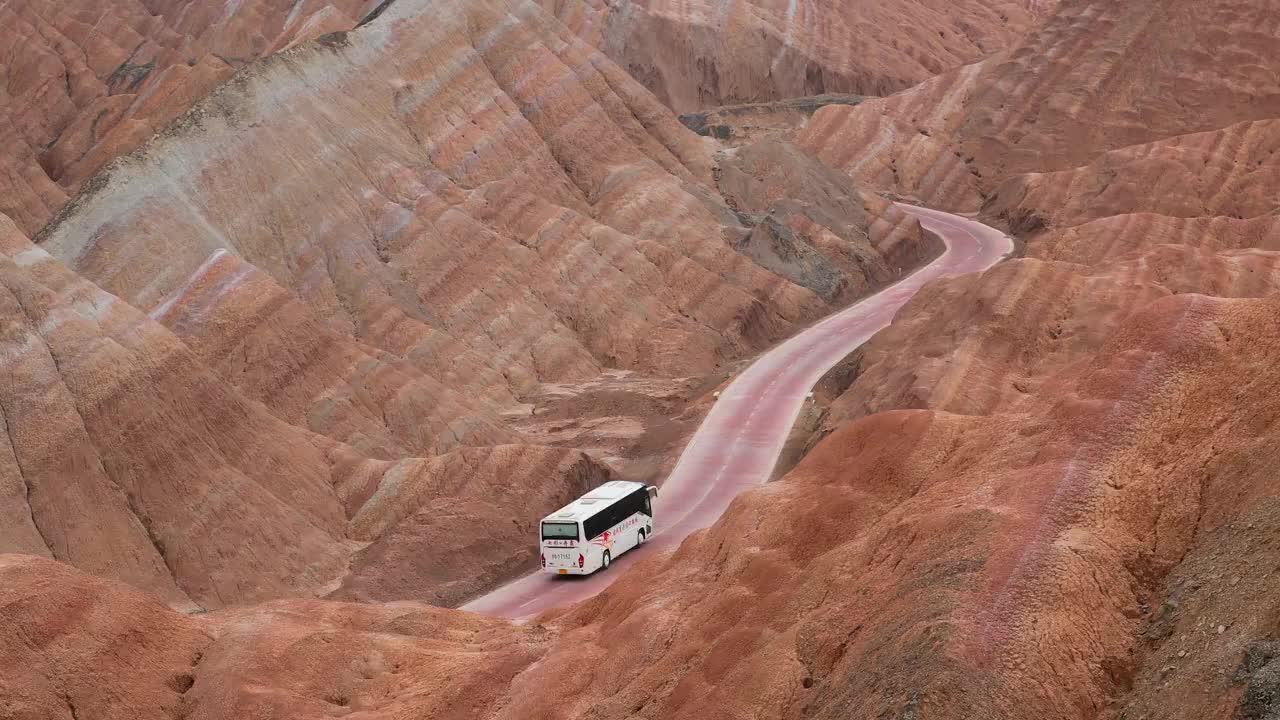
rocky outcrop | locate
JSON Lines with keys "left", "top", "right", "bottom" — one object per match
{"left": 715, "top": 139, "right": 944, "bottom": 303}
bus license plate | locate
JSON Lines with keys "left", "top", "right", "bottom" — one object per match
{"left": 558, "top": 569, "right": 567, "bottom": 574}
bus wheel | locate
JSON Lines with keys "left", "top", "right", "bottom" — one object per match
{"left": 602, "top": 551, "right": 611, "bottom": 571}
{"left": 637, "top": 529, "right": 646, "bottom": 545}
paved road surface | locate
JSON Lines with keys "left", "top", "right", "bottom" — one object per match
{"left": 461, "top": 205, "right": 1013, "bottom": 620}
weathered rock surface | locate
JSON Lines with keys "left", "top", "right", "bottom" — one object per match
{"left": 797, "top": 0, "right": 1280, "bottom": 211}
{"left": 542, "top": 0, "right": 1058, "bottom": 113}
{"left": 0, "top": 553, "right": 535, "bottom": 720}
{"left": 331, "top": 445, "right": 611, "bottom": 607}
{"left": 823, "top": 232, "right": 1280, "bottom": 431}
{"left": 1, "top": 0, "right": 949, "bottom": 620}
{"left": 35, "top": 0, "right": 937, "bottom": 448}
{"left": 0, "top": 0, "right": 371, "bottom": 235}
{"left": 148, "top": 248, "right": 515, "bottom": 458}
{"left": 1, "top": 214, "right": 349, "bottom": 609}
{"left": 13, "top": 1, "right": 1280, "bottom": 719}
{"left": 680, "top": 94, "right": 870, "bottom": 147}
{"left": 13, "top": 285, "right": 1280, "bottom": 718}
{"left": 985, "top": 119, "right": 1280, "bottom": 233}
{"left": 0, "top": 555, "right": 211, "bottom": 719}
{"left": 0, "top": 212, "right": 619, "bottom": 610}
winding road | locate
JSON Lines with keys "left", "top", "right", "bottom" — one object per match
{"left": 461, "top": 205, "right": 1013, "bottom": 620}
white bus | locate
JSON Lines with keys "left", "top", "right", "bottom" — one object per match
{"left": 540, "top": 480, "right": 659, "bottom": 575}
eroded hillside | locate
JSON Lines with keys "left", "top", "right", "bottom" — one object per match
{"left": 33, "top": 0, "right": 938, "bottom": 458}
{"left": 796, "top": 0, "right": 1280, "bottom": 211}
{"left": 0, "top": 0, "right": 372, "bottom": 235}
{"left": 0, "top": 213, "right": 617, "bottom": 610}
{"left": 539, "top": 0, "right": 1058, "bottom": 113}
{"left": 0, "top": 0, "right": 942, "bottom": 611}
{"left": 4, "top": 0, "right": 1280, "bottom": 718}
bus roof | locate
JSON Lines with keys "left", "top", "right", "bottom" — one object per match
{"left": 541, "top": 480, "right": 647, "bottom": 523}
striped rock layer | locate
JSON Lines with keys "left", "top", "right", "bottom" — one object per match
{"left": 539, "top": 0, "right": 1057, "bottom": 113}
{"left": 0, "top": 0, "right": 372, "bottom": 235}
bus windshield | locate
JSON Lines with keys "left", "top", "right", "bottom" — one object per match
{"left": 541, "top": 522, "right": 579, "bottom": 541}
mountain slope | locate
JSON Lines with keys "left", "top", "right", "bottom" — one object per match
{"left": 0, "top": 211, "right": 615, "bottom": 609}
{"left": 0, "top": 0, "right": 371, "bottom": 235}
{"left": 796, "top": 0, "right": 1280, "bottom": 211}
{"left": 540, "top": 0, "right": 1058, "bottom": 113}
{"left": 34, "top": 0, "right": 940, "bottom": 445}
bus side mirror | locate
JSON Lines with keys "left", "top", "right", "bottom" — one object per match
{"left": 646, "top": 485, "right": 658, "bottom": 498}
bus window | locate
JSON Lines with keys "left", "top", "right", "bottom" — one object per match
{"left": 541, "top": 522, "right": 579, "bottom": 540}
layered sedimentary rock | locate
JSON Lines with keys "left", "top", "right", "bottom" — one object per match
{"left": 35, "top": 0, "right": 937, "bottom": 448}
{"left": 0, "top": 212, "right": 615, "bottom": 610}
{"left": 822, "top": 229, "right": 1280, "bottom": 430}
{"left": 797, "top": 0, "right": 1280, "bottom": 211}
{"left": 679, "top": 94, "right": 869, "bottom": 147}
{"left": 1, "top": 214, "right": 349, "bottom": 609}
{"left": 715, "top": 139, "right": 944, "bottom": 293}
{"left": 0, "top": 554, "right": 542, "bottom": 720}
{"left": 15, "top": 1, "right": 1280, "bottom": 719}
{"left": 332, "top": 445, "right": 609, "bottom": 606}
{"left": 0, "top": 0, "right": 372, "bottom": 235}
{"left": 148, "top": 249, "right": 514, "bottom": 458}
{"left": 541, "top": 0, "right": 1058, "bottom": 113}
{"left": 14, "top": 284, "right": 1280, "bottom": 719}
{"left": 985, "top": 119, "right": 1280, "bottom": 233}
{"left": 2, "top": 0, "right": 947, "bottom": 617}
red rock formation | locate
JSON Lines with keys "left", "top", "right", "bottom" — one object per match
{"left": 797, "top": 0, "right": 1280, "bottom": 211}
{"left": 0, "top": 554, "right": 543, "bottom": 719}
{"left": 823, "top": 238, "right": 1280, "bottom": 430}
{"left": 12, "top": 1, "right": 1280, "bottom": 719}
{"left": 986, "top": 120, "right": 1280, "bottom": 233}
{"left": 1, "top": 0, "right": 949, "bottom": 625}
{"left": 10, "top": 278, "right": 1280, "bottom": 719}
{"left": 0, "top": 211, "right": 619, "bottom": 610}
{"left": 331, "top": 445, "right": 610, "bottom": 606}
{"left": 0, "top": 555, "right": 210, "bottom": 719}
{"left": 541, "top": 0, "right": 1058, "bottom": 113}
{"left": 0, "top": 0, "right": 368, "bottom": 235}
{"left": 148, "top": 249, "right": 515, "bottom": 458}
{"left": 34, "top": 0, "right": 938, "bottom": 444}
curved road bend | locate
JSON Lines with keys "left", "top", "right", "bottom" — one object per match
{"left": 462, "top": 205, "right": 1013, "bottom": 621}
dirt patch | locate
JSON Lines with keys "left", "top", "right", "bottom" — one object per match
{"left": 508, "top": 369, "right": 733, "bottom": 486}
